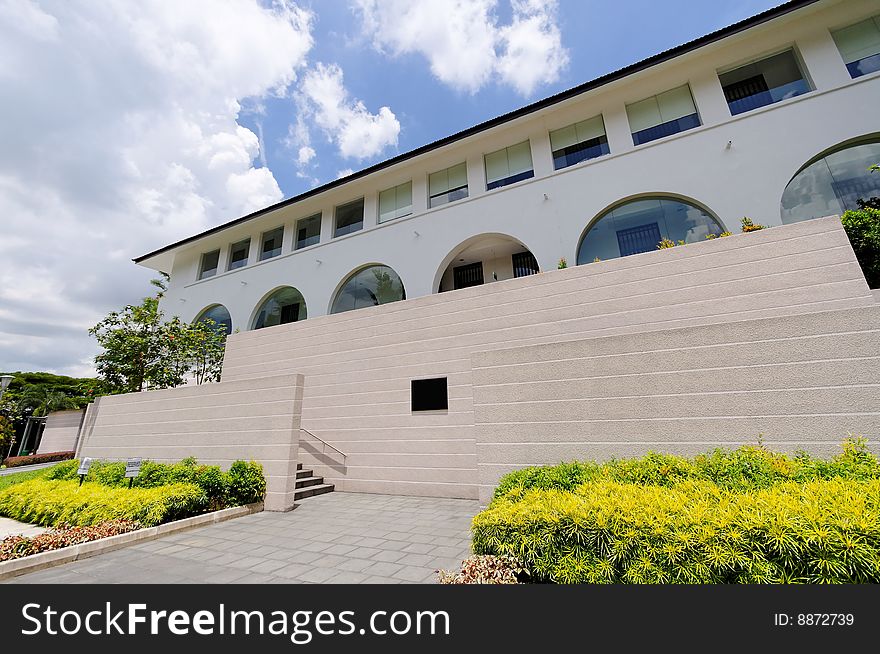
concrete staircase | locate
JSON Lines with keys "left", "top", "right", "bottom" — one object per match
{"left": 294, "top": 462, "right": 334, "bottom": 500}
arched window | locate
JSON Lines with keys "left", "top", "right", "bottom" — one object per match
{"left": 252, "top": 287, "right": 307, "bottom": 330}
{"left": 194, "top": 304, "right": 232, "bottom": 336}
{"left": 577, "top": 197, "right": 724, "bottom": 264}
{"left": 330, "top": 265, "right": 406, "bottom": 314}
{"left": 781, "top": 138, "right": 880, "bottom": 224}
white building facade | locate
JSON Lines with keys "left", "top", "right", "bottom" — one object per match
{"left": 137, "top": 0, "right": 880, "bottom": 332}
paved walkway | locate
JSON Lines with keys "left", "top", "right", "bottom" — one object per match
{"left": 0, "top": 462, "right": 57, "bottom": 476}
{"left": 3, "top": 492, "right": 478, "bottom": 584}
{"left": 0, "top": 517, "right": 48, "bottom": 539}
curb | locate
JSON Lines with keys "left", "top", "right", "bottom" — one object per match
{"left": 0, "top": 502, "right": 263, "bottom": 581}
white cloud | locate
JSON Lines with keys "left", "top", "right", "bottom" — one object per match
{"left": 297, "top": 63, "right": 400, "bottom": 160}
{"left": 0, "top": 0, "right": 314, "bottom": 375}
{"left": 297, "top": 146, "right": 316, "bottom": 166}
{"left": 354, "top": 0, "right": 568, "bottom": 96}
{"left": 336, "top": 168, "right": 355, "bottom": 179}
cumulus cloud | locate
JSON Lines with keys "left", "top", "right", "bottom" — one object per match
{"left": 354, "top": 0, "right": 568, "bottom": 96}
{"left": 297, "top": 62, "right": 400, "bottom": 160}
{"left": 0, "top": 0, "right": 314, "bottom": 375}
{"left": 297, "top": 146, "right": 316, "bottom": 166}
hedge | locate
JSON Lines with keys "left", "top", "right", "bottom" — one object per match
{"left": 473, "top": 478, "right": 880, "bottom": 584}
{"left": 0, "top": 479, "right": 208, "bottom": 527}
{"left": 492, "top": 439, "right": 880, "bottom": 499}
{"left": 2, "top": 451, "right": 74, "bottom": 468}
{"left": 475, "top": 440, "right": 880, "bottom": 584}
{"left": 46, "top": 457, "right": 266, "bottom": 507}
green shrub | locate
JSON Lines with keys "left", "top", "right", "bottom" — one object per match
{"left": 45, "top": 459, "right": 80, "bottom": 481}
{"left": 39, "top": 457, "right": 264, "bottom": 507}
{"left": 0, "top": 479, "right": 207, "bottom": 527}
{"left": 841, "top": 207, "right": 880, "bottom": 289}
{"left": 226, "top": 460, "right": 266, "bottom": 505}
{"left": 493, "top": 439, "right": 880, "bottom": 499}
{"left": 473, "top": 478, "right": 880, "bottom": 584}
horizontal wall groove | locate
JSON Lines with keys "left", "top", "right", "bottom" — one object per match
{"left": 473, "top": 383, "right": 880, "bottom": 406}
{"left": 472, "top": 328, "right": 880, "bottom": 372}
{"left": 471, "top": 355, "right": 880, "bottom": 387}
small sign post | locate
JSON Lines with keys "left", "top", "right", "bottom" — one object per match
{"left": 77, "top": 457, "right": 93, "bottom": 487}
{"left": 125, "top": 457, "right": 142, "bottom": 488}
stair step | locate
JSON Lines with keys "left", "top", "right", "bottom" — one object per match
{"left": 293, "top": 483, "right": 335, "bottom": 500}
{"left": 295, "top": 469, "right": 313, "bottom": 479}
{"left": 295, "top": 476, "right": 324, "bottom": 489}
{"left": 296, "top": 463, "right": 303, "bottom": 471}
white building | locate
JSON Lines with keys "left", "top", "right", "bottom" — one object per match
{"left": 136, "top": 0, "right": 880, "bottom": 333}
{"left": 84, "top": 0, "right": 880, "bottom": 507}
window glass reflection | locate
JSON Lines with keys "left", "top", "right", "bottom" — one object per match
{"left": 577, "top": 198, "right": 724, "bottom": 264}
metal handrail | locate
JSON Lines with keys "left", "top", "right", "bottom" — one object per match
{"left": 300, "top": 428, "right": 347, "bottom": 462}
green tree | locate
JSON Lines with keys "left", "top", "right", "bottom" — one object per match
{"left": 0, "top": 415, "right": 14, "bottom": 457}
{"left": 89, "top": 279, "right": 180, "bottom": 393}
{"left": 180, "top": 318, "right": 226, "bottom": 386}
{"left": 89, "top": 276, "right": 226, "bottom": 393}
{"left": 16, "top": 386, "right": 79, "bottom": 417}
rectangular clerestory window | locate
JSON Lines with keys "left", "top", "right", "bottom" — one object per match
{"left": 719, "top": 49, "right": 810, "bottom": 116}
{"left": 334, "top": 198, "right": 364, "bottom": 237}
{"left": 295, "top": 214, "right": 321, "bottom": 250}
{"left": 227, "top": 238, "right": 250, "bottom": 271}
{"left": 627, "top": 85, "right": 701, "bottom": 145}
{"left": 485, "top": 141, "right": 534, "bottom": 190}
{"left": 378, "top": 181, "right": 413, "bottom": 223}
{"left": 260, "top": 227, "right": 284, "bottom": 261}
{"left": 549, "top": 115, "right": 610, "bottom": 170}
{"left": 198, "top": 249, "right": 220, "bottom": 280}
{"left": 832, "top": 15, "right": 880, "bottom": 79}
{"left": 429, "top": 163, "right": 469, "bottom": 208}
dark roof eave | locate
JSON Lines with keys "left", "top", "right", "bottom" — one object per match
{"left": 134, "top": 0, "right": 819, "bottom": 265}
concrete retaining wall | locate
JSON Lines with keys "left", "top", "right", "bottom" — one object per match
{"left": 37, "top": 409, "right": 84, "bottom": 454}
{"left": 472, "top": 305, "right": 880, "bottom": 503}
{"left": 77, "top": 374, "right": 303, "bottom": 511}
{"left": 219, "top": 216, "right": 875, "bottom": 499}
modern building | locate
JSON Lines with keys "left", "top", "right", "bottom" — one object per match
{"left": 137, "top": 0, "right": 879, "bottom": 331}
{"left": 86, "top": 0, "right": 880, "bottom": 507}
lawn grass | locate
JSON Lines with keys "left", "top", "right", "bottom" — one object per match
{"left": 0, "top": 465, "right": 57, "bottom": 491}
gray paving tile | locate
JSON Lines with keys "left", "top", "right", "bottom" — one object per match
{"left": 362, "top": 561, "right": 404, "bottom": 577}
{"left": 335, "top": 558, "right": 376, "bottom": 573}
{"left": 397, "top": 552, "right": 435, "bottom": 566}
{"left": 370, "top": 549, "right": 407, "bottom": 563}
{"left": 298, "top": 567, "right": 341, "bottom": 583}
{"left": 3, "top": 493, "right": 478, "bottom": 586}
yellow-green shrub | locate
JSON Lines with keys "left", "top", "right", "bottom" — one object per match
{"left": 473, "top": 478, "right": 880, "bottom": 584}
{"left": 0, "top": 479, "right": 208, "bottom": 527}
{"left": 492, "top": 439, "right": 880, "bottom": 499}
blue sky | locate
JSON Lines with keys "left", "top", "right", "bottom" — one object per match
{"left": 243, "top": 0, "right": 782, "bottom": 201}
{"left": 0, "top": 0, "right": 783, "bottom": 376}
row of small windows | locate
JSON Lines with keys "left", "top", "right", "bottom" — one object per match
{"left": 195, "top": 130, "right": 880, "bottom": 334}
{"left": 196, "top": 14, "right": 880, "bottom": 281}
